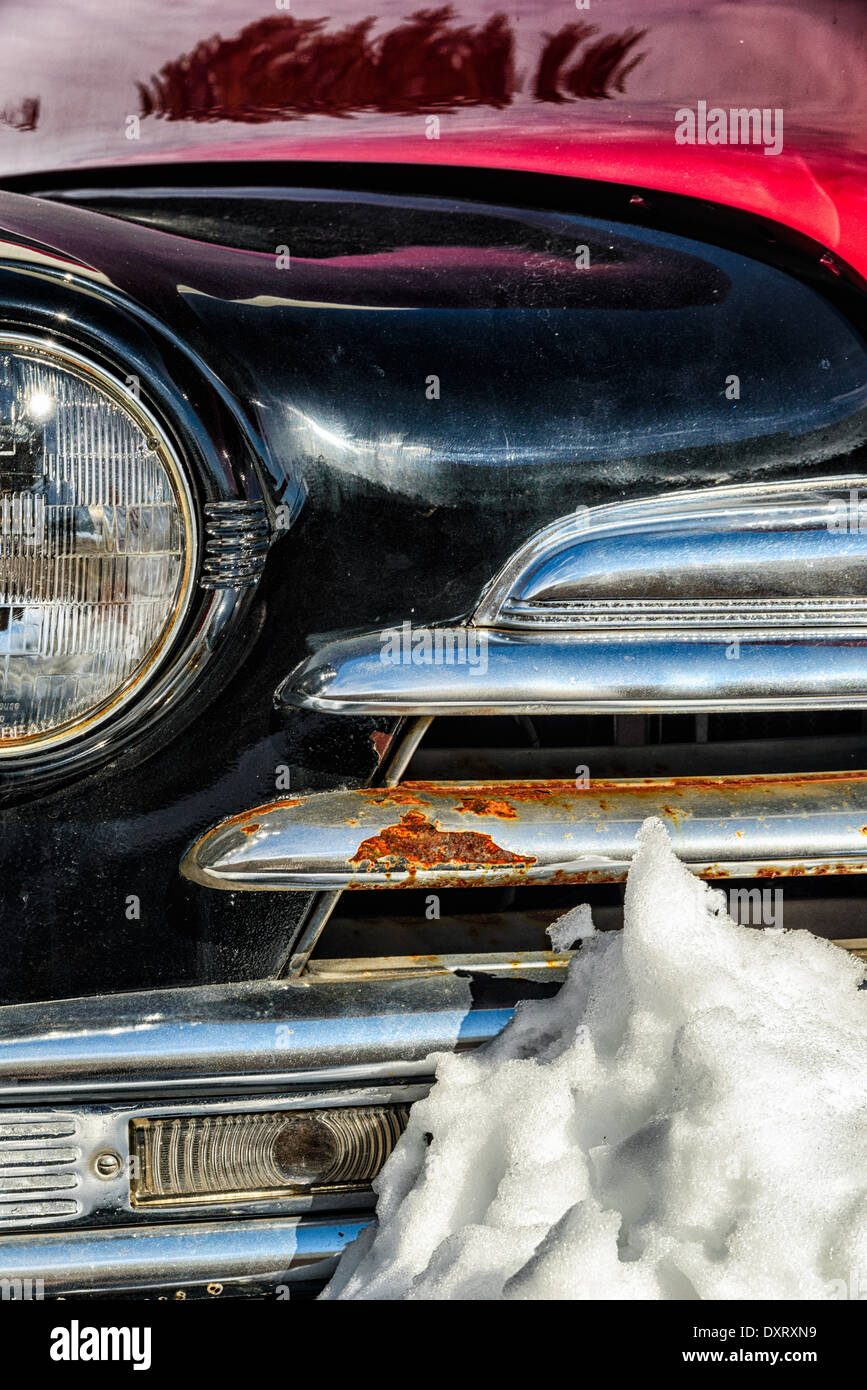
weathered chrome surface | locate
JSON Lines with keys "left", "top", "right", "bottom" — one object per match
{"left": 475, "top": 476, "right": 867, "bottom": 628}
{"left": 0, "top": 958, "right": 560, "bottom": 1102}
{"left": 0, "top": 1085, "right": 424, "bottom": 1231}
{"left": 0, "top": 1114, "right": 81, "bottom": 1227}
{"left": 181, "top": 773, "right": 867, "bottom": 891}
{"left": 0, "top": 1214, "right": 368, "bottom": 1295}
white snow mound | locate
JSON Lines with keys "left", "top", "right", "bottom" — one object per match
{"left": 323, "top": 818, "right": 867, "bottom": 1300}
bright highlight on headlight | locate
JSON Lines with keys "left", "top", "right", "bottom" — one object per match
{"left": 0, "top": 338, "right": 195, "bottom": 754}
{"left": 130, "top": 1105, "right": 410, "bottom": 1207}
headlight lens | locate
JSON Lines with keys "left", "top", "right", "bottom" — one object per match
{"left": 0, "top": 337, "right": 195, "bottom": 754}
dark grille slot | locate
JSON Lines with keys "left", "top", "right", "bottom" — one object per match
{"left": 319, "top": 876, "right": 867, "bottom": 961}
{"left": 409, "top": 712, "right": 867, "bottom": 780}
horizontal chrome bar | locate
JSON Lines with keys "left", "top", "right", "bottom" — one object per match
{"left": 278, "top": 629, "right": 867, "bottom": 715}
{"left": 0, "top": 1214, "right": 368, "bottom": 1295}
{"left": 475, "top": 475, "right": 867, "bottom": 627}
{"left": 180, "top": 773, "right": 867, "bottom": 892}
{"left": 0, "top": 959, "right": 561, "bottom": 1102}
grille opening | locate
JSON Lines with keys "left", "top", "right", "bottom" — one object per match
{"left": 408, "top": 712, "right": 867, "bottom": 780}
{"left": 318, "top": 875, "right": 867, "bottom": 961}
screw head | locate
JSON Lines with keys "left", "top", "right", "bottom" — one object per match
{"left": 94, "top": 1150, "right": 122, "bottom": 1179}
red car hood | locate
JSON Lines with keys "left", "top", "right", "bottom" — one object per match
{"left": 0, "top": 0, "right": 866, "bottom": 275}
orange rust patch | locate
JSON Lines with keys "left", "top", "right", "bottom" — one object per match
{"left": 240, "top": 822, "right": 260, "bottom": 836}
{"left": 370, "top": 730, "right": 391, "bottom": 758}
{"left": 211, "top": 798, "right": 303, "bottom": 835}
{"left": 405, "top": 771, "right": 867, "bottom": 793}
{"left": 393, "top": 780, "right": 561, "bottom": 803}
{"left": 349, "top": 808, "right": 536, "bottom": 872}
{"left": 369, "top": 787, "right": 428, "bottom": 806}
{"left": 456, "top": 796, "right": 519, "bottom": 819}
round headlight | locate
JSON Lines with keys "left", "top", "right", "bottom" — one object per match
{"left": 0, "top": 336, "right": 196, "bottom": 755}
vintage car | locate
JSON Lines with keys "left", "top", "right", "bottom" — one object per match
{"left": 0, "top": 0, "right": 866, "bottom": 1298}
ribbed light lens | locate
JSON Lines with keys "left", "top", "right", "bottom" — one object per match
{"left": 130, "top": 1106, "right": 409, "bottom": 1207}
{"left": 0, "top": 337, "right": 194, "bottom": 754}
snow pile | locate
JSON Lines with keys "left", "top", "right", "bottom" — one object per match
{"left": 324, "top": 818, "right": 867, "bottom": 1300}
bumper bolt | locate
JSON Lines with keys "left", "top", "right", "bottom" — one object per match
{"left": 94, "top": 1150, "right": 123, "bottom": 1179}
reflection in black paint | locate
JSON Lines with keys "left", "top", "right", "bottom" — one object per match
{"left": 137, "top": 9, "right": 648, "bottom": 123}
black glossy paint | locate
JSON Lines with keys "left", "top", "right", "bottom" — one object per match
{"left": 1, "top": 172, "right": 866, "bottom": 1004}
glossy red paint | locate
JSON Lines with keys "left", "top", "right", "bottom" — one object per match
{"left": 1, "top": 3, "right": 865, "bottom": 275}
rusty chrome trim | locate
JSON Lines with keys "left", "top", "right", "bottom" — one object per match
{"left": 181, "top": 773, "right": 867, "bottom": 892}
{"left": 840, "top": 937, "right": 867, "bottom": 960}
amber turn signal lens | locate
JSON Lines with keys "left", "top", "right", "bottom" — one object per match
{"left": 129, "top": 1105, "right": 409, "bottom": 1207}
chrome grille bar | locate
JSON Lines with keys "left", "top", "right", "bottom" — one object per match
{"left": 181, "top": 772, "right": 867, "bottom": 893}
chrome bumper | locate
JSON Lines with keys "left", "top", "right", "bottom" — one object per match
{"left": 0, "top": 954, "right": 562, "bottom": 1293}
{"left": 0, "top": 955, "right": 558, "bottom": 1101}
{"left": 0, "top": 1214, "right": 369, "bottom": 1297}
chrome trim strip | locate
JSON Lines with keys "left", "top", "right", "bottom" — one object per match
{"left": 278, "top": 628, "right": 867, "bottom": 715}
{"left": 0, "top": 1214, "right": 368, "bottom": 1295}
{"left": 0, "top": 963, "right": 552, "bottom": 1102}
{"left": 180, "top": 773, "right": 867, "bottom": 892}
{"left": 474, "top": 475, "right": 867, "bottom": 628}
{"left": 278, "top": 478, "right": 867, "bottom": 716}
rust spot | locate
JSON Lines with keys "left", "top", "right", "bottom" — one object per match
{"left": 210, "top": 798, "right": 303, "bottom": 836}
{"left": 240, "top": 822, "right": 260, "bottom": 836}
{"left": 751, "top": 861, "right": 866, "bottom": 878}
{"left": 456, "top": 796, "right": 518, "bottom": 819}
{"left": 369, "top": 787, "right": 427, "bottom": 806}
{"left": 370, "top": 730, "right": 391, "bottom": 759}
{"left": 396, "top": 780, "right": 562, "bottom": 803}
{"left": 349, "top": 808, "right": 536, "bottom": 872}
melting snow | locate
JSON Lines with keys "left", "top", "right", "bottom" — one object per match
{"left": 324, "top": 818, "right": 867, "bottom": 1300}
